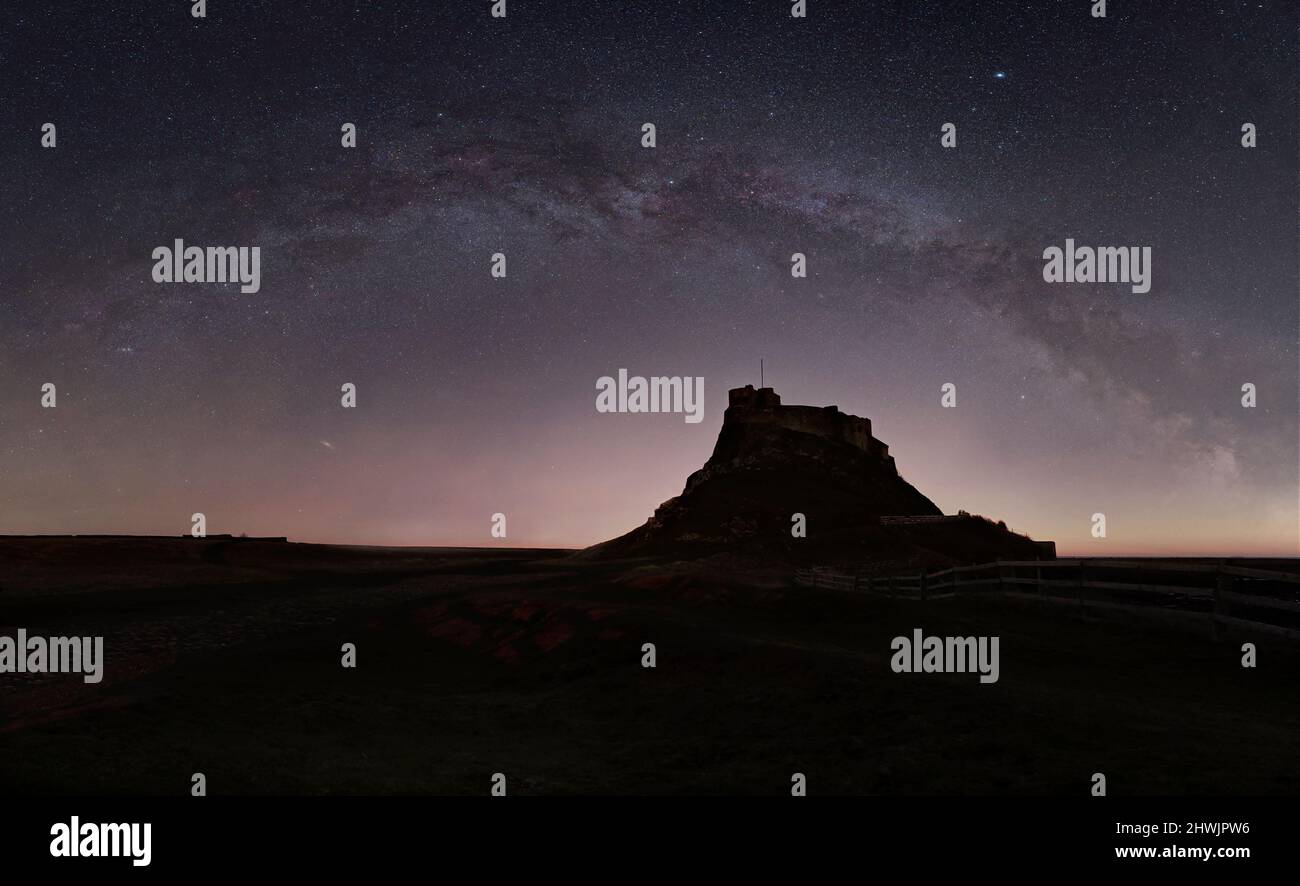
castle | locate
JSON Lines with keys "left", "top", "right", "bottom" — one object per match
{"left": 586, "top": 383, "right": 1056, "bottom": 562}
{"left": 726, "top": 385, "right": 897, "bottom": 474}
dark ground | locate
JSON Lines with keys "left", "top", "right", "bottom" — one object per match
{"left": 1, "top": 537, "right": 1296, "bottom": 795}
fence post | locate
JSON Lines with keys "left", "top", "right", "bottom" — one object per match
{"left": 853, "top": 565, "right": 861, "bottom": 593}
{"left": 887, "top": 574, "right": 894, "bottom": 597}
{"left": 867, "top": 574, "right": 874, "bottom": 595}
{"left": 919, "top": 571, "right": 927, "bottom": 602}
{"left": 1212, "top": 567, "right": 1229, "bottom": 642}
{"left": 996, "top": 560, "right": 1005, "bottom": 594}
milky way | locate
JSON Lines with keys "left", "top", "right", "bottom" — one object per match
{"left": 0, "top": 0, "right": 1295, "bottom": 554}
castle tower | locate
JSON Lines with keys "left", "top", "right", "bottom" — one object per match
{"left": 728, "top": 384, "right": 781, "bottom": 409}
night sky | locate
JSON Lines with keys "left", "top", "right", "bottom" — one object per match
{"left": 1, "top": 0, "right": 1295, "bottom": 554}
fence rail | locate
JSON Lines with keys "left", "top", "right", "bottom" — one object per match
{"left": 793, "top": 559, "right": 1300, "bottom": 640}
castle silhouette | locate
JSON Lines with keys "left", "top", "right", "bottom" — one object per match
{"left": 726, "top": 385, "right": 896, "bottom": 473}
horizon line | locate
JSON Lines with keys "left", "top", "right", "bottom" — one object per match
{"left": 1, "top": 532, "right": 1297, "bottom": 560}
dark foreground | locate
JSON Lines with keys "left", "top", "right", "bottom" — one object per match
{"left": 1, "top": 537, "right": 1296, "bottom": 795}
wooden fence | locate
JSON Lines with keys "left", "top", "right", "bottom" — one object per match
{"left": 793, "top": 559, "right": 1300, "bottom": 640}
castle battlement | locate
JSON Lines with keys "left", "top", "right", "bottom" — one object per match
{"left": 725, "top": 385, "right": 892, "bottom": 464}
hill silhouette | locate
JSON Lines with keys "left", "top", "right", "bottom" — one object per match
{"left": 585, "top": 385, "right": 1052, "bottom": 569}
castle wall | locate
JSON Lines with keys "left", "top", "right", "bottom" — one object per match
{"left": 725, "top": 386, "right": 891, "bottom": 461}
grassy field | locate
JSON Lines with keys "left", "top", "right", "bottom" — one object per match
{"left": 1, "top": 537, "right": 1297, "bottom": 795}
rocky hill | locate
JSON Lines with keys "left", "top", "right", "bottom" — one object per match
{"left": 584, "top": 385, "right": 1052, "bottom": 569}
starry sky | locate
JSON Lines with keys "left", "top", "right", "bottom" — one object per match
{"left": 0, "top": 0, "right": 1295, "bottom": 555}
